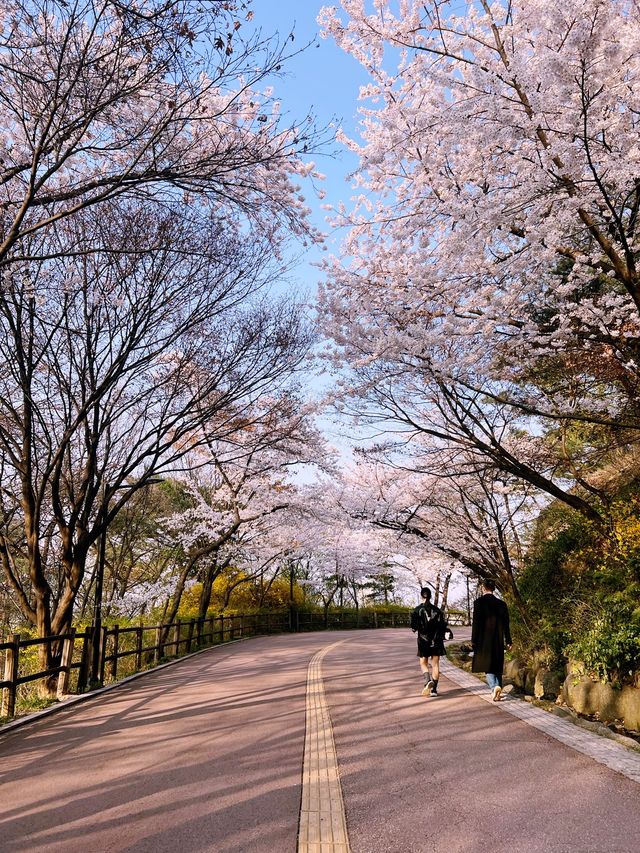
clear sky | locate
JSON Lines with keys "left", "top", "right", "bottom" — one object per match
{"left": 248, "top": 0, "right": 369, "bottom": 268}
{"left": 244, "top": 2, "right": 372, "bottom": 457}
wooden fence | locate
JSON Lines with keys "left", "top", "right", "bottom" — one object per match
{"left": 1, "top": 608, "right": 469, "bottom": 721}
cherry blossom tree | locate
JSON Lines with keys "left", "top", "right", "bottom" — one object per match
{"left": 337, "top": 451, "right": 539, "bottom": 617}
{"left": 287, "top": 477, "right": 430, "bottom": 614}
{"left": 0, "top": 0, "right": 321, "bottom": 268}
{"left": 147, "top": 394, "right": 329, "bottom": 627}
{"left": 319, "top": 0, "right": 640, "bottom": 529}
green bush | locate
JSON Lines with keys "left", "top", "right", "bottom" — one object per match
{"left": 510, "top": 482, "right": 640, "bottom": 683}
{"left": 565, "top": 608, "right": 640, "bottom": 684}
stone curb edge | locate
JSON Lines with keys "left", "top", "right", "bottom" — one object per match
{"left": 444, "top": 651, "right": 640, "bottom": 753}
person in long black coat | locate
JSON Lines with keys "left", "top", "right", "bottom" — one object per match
{"left": 471, "top": 578, "right": 512, "bottom": 701}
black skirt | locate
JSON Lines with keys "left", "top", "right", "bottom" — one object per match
{"left": 417, "top": 636, "right": 445, "bottom": 657}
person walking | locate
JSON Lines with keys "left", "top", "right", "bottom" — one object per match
{"left": 411, "top": 587, "right": 449, "bottom": 697}
{"left": 471, "top": 578, "right": 512, "bottom": 701}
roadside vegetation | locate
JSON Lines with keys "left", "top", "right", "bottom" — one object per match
{"left": 1, "top": 1, "right": 639, "bottom": 725}
{"left": 510, "top": 472, "right": 640, "bottom": 687}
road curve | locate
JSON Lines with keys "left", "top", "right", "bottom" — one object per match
{"left": 0, "top": 629, "right": 638, "bottom": 853}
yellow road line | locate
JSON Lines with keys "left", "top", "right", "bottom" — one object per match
{"left": 298, "top": 642, "right": 350, "bottom": 853}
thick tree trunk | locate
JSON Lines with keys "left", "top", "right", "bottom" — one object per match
{"left": 161, "top": 562, "right": 191, "bottom": 643}
{"left": 198, "top": 572, "right": 214, "bottom": 621}
{"left": 349, "top": 581, "right": 360, "bottom": 613}
{"left": 198, "top": 555, "right": 220, "bottom": 621}
{"left": 441, "top": 572, "right": 452, "bottom": 611}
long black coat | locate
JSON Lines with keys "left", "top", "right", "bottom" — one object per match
{"left": 471, "top": 593, "right": 512, "bottom": 675}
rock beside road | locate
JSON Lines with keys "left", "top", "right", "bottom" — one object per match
{"left": 457, "top": 647, "right": 640, "bottom": 735}
{"left": 505, "top": 658, "right": 640, "bottom": 734}
{"left": 562, "top": 670, "right": 640, "bottom": 733}
{"left": 534, "top": 668, "right": 564, "bottom": 700}
{"left": 504, "top": 658, "right": 557, "bottom": 697}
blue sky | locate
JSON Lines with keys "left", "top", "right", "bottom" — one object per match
{"left": 249, "top": 1, "right": 369, "bottom": 272}
{"left": 244, "top": 2, "right": 373, "bottom": 457}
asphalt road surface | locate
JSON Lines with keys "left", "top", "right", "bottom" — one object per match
{"left": 0, "top": 628, "right": 638, "bottom": 853}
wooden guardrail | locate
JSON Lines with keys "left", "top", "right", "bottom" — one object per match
{"left": 1, "top": 631, "right": 77, "bottom": 718}
{"left": 0, "top": 612, "right": 289, "bottom": 720}
{"left": 1, "top": 608, "right": 468, "bottom": 720}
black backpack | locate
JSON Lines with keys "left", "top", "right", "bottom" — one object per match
{"left": 413, "top": 603, "right": 445, "bottom": 642}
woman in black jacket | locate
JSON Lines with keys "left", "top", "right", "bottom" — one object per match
{"left": 411, "top": 587, "right": 450, "bottom": 697}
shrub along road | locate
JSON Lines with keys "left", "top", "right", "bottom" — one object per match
{"left": 0, "top": 629, "right": 638, "bottom": 853}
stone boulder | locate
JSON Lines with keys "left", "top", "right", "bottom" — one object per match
{"left": 562, "top": 674, "right": 640, "bottom": 732}
{"left": 616, "top": 685, "right": 640, "bottom": 732}
{"left": 534, "top": 668, "right": 563, "bottom": 700}
{"left": 525, "top": 668, "right": 537, "bottom": 695}
{"left": 504, "top": 658, "right": 531, "bottom": 691}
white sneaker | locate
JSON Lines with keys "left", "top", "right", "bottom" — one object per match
{"left": 422, "top": 679, "right": 435, "bottom": 696}
{"left": 492, "top": 685, "right": 502, "bottom": 702}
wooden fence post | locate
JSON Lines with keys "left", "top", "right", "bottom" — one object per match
{"left": 99, "top": 626, "right": 108, "bottom": 685}
{"left": 374, "top": 611, "right": 379, "bottom": 629}
{"left": 219, "top": 615, "right": 224, "bottom": 643}
{"left": 57, "top": 630, "right": 76, "bottom": 699}
{"left": 154, "top": 626, "right": 163, "bottom": 664}
{"left": 1, "top": 634, "right": 20, "bottom": 718}
{"left": 109, "top": 625, "right": 119, "bottom": 680}
{"left": 135, "top": 625, "right": 143, "bottom": 670}
{"left": 391, "top": 613, "right": 396, "bottom": 628}
{"left": 186, "top": 619, "right": 195, "bottom": 653}
{"left": 172, "top": 621, "right": 181, "bottom": 657}
{"left": 77, "top": 627, "right": 92, "bottom": 692}
{"left": 239, "top": 614, "right": 245, "bottom": 638}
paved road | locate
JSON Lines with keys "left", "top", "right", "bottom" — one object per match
{"left": 322, "top": 630, "right": 639, "bottom": 853}
{"left": 0, "top": 629, "right": 638, "bottom": 853}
